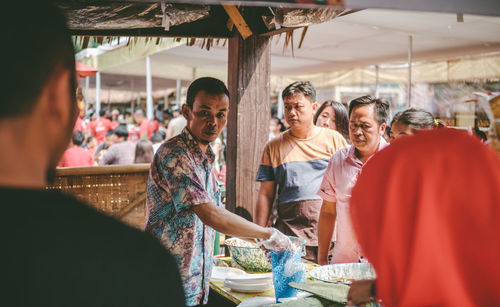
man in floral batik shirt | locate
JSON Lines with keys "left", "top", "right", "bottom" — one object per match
{"left": 145, "top": 77, "right": 288, "bottom": 306}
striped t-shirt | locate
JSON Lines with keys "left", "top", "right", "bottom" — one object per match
{"left": 256, "top": 126, "right": 348, "bottom": 205}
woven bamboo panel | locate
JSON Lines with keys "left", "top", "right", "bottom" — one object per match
{"left": 46, "top": 164, "right": 150, "bottom": 230}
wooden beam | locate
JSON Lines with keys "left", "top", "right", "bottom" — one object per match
{"left": 226, "top": 34, "right": 270, "bottom": 220}
{"left": 222, "top": 4, "right": 253, "bottom": 40}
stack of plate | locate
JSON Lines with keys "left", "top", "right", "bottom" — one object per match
{"left": 224, "top": 274, "right": 273, "bottom": 293}
{"left": 211, "top": 267, "right": 247, "bottom": 282}
{"left": 211, "top": 266, "right": 273, "bottom": 293}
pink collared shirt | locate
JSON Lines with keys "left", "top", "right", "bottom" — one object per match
{"left": 317, "top": 137, "right": 389, "bottom": 263}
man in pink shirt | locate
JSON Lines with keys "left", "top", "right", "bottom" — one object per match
{"left": 317, "top": 95, "right": 389, "bottom": 264}
{"left": 58, "top": 131, "right": 94, "bottom": 167}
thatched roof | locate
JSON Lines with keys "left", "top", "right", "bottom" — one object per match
{"left": 58, "top": 1, "right": 348, "bottom": 39}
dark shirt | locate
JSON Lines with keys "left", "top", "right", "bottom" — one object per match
{"left": 101, "top": 141, "right": 136, "bottom": 165}
{"left": 93, "top": 142, "right": 109, "bottom": 158}
{"left": 0, "top": 187, "right": 186, "bottom": 307}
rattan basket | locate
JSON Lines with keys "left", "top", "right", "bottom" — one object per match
{"left": 46, "top": 164, "right": 150, "bottom": 230}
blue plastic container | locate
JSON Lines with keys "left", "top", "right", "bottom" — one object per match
{"left": 270, "top": 248, "right": 305, "bottom": 302}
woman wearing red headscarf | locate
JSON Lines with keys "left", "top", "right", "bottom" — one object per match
{"left": 349, "top": 128, "right": 500, "bottom": 306}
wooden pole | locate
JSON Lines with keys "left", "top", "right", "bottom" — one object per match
{"left": 226, "top": 34, "right": 271, "bottom": 220}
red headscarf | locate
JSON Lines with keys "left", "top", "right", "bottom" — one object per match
{"left": 350, "top": 129, "right": 500, "bottom": 307}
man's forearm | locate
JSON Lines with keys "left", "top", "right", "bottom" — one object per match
{"left": 317, "top": 210, "right": 336, "bottom": 265}
{"left": 221, "top": 209, "right": 271, "bottom": 239}
{"left": 255, "top": 193, "right": 274, "bottom": 226}
{"left": 195, "top": 203, "right": 271, "bottom": 240}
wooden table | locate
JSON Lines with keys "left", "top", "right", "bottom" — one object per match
{"left": 209, "top": 258, "right": 319, "bottom": 306}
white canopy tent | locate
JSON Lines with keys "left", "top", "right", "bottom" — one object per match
{"left": 78, "top": 8, "right": 500, "bottom": 83}
{"left": 76, "top": 8, "right": 500, "bottom": 114}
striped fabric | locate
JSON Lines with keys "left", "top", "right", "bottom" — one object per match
{"left": 256, "top": 126, "right": 347, "bottom": 205}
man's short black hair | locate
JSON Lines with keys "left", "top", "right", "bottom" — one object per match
{"left": 348, "top": 95, "right": 390, "bottom": 127}
{"left": 113, "top": 126, "right": 129, "bottom": 140}
{"left": 1, "top": 1, "right": 75, "bottom": 119}
{"left": 186, "top": 77, "right": 229, "bottom": 108}
{"left": 72, "top": 131, "right": 85, "bottom": 146}
{"left": 105, "top": 129, "right": 114, "bottom": 137}
{"left": 282, "top": 81, "right": 316, "bottom": 103}
{"left": 99, "top": 110, "right": 106, "bottom": 117}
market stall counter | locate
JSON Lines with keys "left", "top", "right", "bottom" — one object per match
{"left": 209, "top": 257, "right": 318, "bottom": 306}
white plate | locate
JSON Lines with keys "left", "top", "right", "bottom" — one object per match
{"left": 309, "top": 263, "right": 376, "bottom": 284}
{"left": 225, "top": 273, "right": 273, "bottom": 284}
{"left": 223, "top": 279, "right": 273, "bottom": 293}
{"left": 211, "top": 267, "right": 246, "bottom": 282}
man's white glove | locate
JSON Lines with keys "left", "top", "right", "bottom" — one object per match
{"left": 256, "top": 228, "right": 295, "bottom": 252}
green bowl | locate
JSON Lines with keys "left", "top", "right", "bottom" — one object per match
{"left": 225, "top": 236, "right": 307, "bottom": 272}
{"left": 225, "top": 238, "right": 272, "bottom": 272}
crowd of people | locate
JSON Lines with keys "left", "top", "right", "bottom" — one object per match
{"left": 3, "top": 2, "right": 499, "bottom": 307}
{"left": 56, "top": 104, "right": 186, "bottom": 167}
{"left": 261, "top": 86, "right": 498, "bottom": 306}
{"left": 265, "top": 88, "right": 490, "bottom": 264}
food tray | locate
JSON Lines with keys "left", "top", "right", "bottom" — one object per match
{"left": 309, "top": 263, "right": 376, "bottom": 284}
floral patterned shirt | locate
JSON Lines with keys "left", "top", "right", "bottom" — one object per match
{"left": 145, "top": 128, "right": 221, "bottom": 306}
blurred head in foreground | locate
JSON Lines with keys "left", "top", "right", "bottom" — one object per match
{"left": 0, "top": 1, "right": 76, "bottom": 186}
{"left": 350, "top": 128, "right": 500, "bottom": 307}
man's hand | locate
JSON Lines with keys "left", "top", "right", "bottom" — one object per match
{"left": 347, "top": 279, "right": 375, "bottom": 306}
